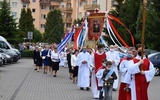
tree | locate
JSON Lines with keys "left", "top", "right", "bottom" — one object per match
{"left": 109, "top": 0, "right": 141, "bottom": 46}
{"left": 44, "top": 9, "right": 64, "bottom": 43}
{"left": 18, "top": 8, "right": 34, "bottom": 42}
{"left": 0, "top": 0, "right": 17, "bottom": 43}
{"left": 32, "top": 29, "right": 43, "bottom": 42}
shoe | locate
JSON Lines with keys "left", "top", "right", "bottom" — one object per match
{"left": 80, "top": 87, "right": 84, "bottom": 90}
{"left": 113, "top": 89, "right": 116, "bottom": 91}
{"left": 53, "top": 75, "right": 56, "bottom": 77}
{"left": 37, "top": 70, "right": 39, "bottom": 72}
{"left": 86, "top": 87, "right": 90, "bottom": 91}
{"left": 34, "top": 68, "right": 37, "bottom": 70}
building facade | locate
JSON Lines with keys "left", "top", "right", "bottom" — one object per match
{"left": 0, "top": 0, "right": 116, "bottom": 33}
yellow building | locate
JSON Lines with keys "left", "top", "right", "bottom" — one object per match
{"left": 1, "top": 0, "right": 116, "bottom": 33}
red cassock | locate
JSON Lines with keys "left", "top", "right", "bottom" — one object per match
{"left": 118, "top": 57, "right": 131, "bottom": 100}
{"left": 133, "top": 58, "right": 150, "bottom": 100}
{"left": 94, "top": 52, "right": 106, "bottom": 90}
{"left": 118, "top": 83, "right": 131, "bottom": 100}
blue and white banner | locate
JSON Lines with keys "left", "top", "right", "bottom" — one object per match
{"left": 57, "top": 27, "right": 74, "bottom": 53}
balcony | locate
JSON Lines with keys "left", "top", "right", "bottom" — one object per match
{"left": 63, "top": 17, "right": 72, "bottom": 23}
{"left": 40, "top": 0, "right": 51, "bottom": 5}
{"left": 21, "top": 0, "right": 30, "bottom": 3}
{"left": 83, "top": 4, "right": 100, "bottom": 10}
{"left": 63, "top": 0, "right": 71, "bottom": 2}
{"left": 60, "top": 7, "right": 72, "bottom": 12}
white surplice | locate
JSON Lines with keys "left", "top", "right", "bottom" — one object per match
{"left": 124, "top": 55, "right": 155, "bottom": 100}
{"left": 76, "top": 52, "right": 92, "bottom": 88}
{"left": 106, "top": 50, "right": 120, "bottom": 89}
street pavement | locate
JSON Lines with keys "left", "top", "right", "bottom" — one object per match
{"left": 0, "top": 58, "right": 159, "bottom": 100}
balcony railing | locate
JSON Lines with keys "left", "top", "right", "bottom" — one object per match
{"left": 63, "top": 17, "right": 72, "bottom": 23}
{"left": 60, "top": 7, "right": 72, "bottom": 12}
{"left": 84, "top": 4, "right": 100, "bottom": 10}
{"left": 63, "top": 0, "right": 71, "bottom": 2}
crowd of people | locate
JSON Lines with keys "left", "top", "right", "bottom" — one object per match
{"left": 32, "top": 43, "right": 155, "bottom": 100}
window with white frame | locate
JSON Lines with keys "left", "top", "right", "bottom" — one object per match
{"left": 50, "top": 6, "right": 54, "bottom": 10}
{"left": 12, "top": 2, "right": 17, "bottom": 7}
{"left": 11, "top": 12, "right": 17, "bottom": 18}
{"left": 23, "top": 3, "right": 27, "bottom": 8}
{"left": 78, "top": 12, "right": 82, "bottom": 19}
{"left": 41, "top": 5, "right": 46, "bottom": 10}
{"left": 92, "top": 0, "right": 97, "bottom": 4}
{"left": 41, "top": 14, "right": 46, "bottom": 19}
{"left": 111, "top": 0, "right": 114, "bottom": 6}
{"left": 41, "top": 24, "right": 45, "bottom": 29}
{"left": 79, "top": 2, "right": 82, "bottom": 6}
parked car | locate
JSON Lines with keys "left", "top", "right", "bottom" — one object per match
{"left": 0, "top": 53, "right": 3, "bottom": 66}
{"left": 148, "top": 52, "right": 160, "bottom": 76}
{"left": 0, "top": 53, "right": 12, "bottom": 64}
{"left": 0, "top": 36, "right": 20, "bottom": 62}
{"left": 145, "top": 49, "right": 159, "bottom": 56}
{"left": 0, "top": 48, "right": 19, "bottom": 62}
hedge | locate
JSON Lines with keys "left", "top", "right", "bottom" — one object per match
{"left": 23, "top": 50, "right": 34, "bottom": 58}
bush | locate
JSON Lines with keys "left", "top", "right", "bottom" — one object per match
{"left": 23, "top": 50, "right": 34, "bottom": 58}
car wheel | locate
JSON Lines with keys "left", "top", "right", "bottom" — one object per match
{"left": 154, "top": 66, "right": 160, "bottom": 76}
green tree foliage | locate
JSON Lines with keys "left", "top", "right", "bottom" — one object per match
{"left": 18, "top": 8, "right": 35, "bottom": 42}
{"left": 0, "top": 0, "right": 17, "bottom": 43}
{"left": 32, "top": 29, "right": 43, "bottom": 42}
{"left": 44, "top": 9, "right": 64, "bottom": 43}
{"left": 109, "top": 0, "right": 141, "bottom": 46}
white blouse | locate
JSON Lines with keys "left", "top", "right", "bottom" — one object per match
{"left": 71, "top": 54, "right": 77, "bottom": 67}
{"left": 51, "top": 51, "right": 60, "bottom": 62}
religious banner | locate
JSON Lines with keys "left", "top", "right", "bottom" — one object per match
{"left": 88, "top": 13, "right": 105, "bottom": 41}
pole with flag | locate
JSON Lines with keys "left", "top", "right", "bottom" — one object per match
{"left": 141, "top": 0, "right": 147, "bottom": 70}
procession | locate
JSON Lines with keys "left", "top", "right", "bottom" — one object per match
{"left": 30, "top": 0, "right": 156, "bottom": 99}
{"left": 0, "top": 0, "right": 158, "bottom": 100}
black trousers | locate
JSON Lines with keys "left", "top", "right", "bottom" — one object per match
{"left": 73, "top": 66, "right": 78, "bottom": 77}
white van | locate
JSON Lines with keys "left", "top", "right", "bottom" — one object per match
{"left": 0, "top": 36, "right": 20, "bottom": 62}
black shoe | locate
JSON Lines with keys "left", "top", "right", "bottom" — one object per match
{"left": 80, "top": 87, "right": 84, "bottom": 90}
{"left": 86, "top": 87, "right": 90, "bottom": 91}
{"left": 53, "top": 75, "right": 56, "bottom": 77}
{"left": 113, "top": 88, "right": 117, "bottom": 91}
{"left": 34, "top": 68, "right": 37, "bottom": 70}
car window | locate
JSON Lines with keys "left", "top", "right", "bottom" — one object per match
{"left": 153, "top": 54, "right": 160, "bottom": 60}
{"left": 0, "top": 41, "right": 10, "bottom": 49}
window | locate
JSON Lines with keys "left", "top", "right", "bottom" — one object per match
{"left": 41, "top": 5, "right": 46, "bottom": 10}
{"left": 23, "top": 3, "right": 27, "bottom": 8}
{"left": 61, "top": 5, "right": 64, "bottom": 8}
{"left": 84, "top": 1, "right": 87, "bottom": 5}
{"left": 41, "top": 14, "right": 46, "bottom": 19}
{"left": 41, "top": 24, "right": 45, "bottom": 29}
{"left": 33, "top": 18, "right": 35, "bottom": 21}
{"left": 50, "top": 6, "right": 54, "bottom": 10}
{"left": 78, "top": 12, "right": 82, "bottom": 19}
{"left": 12, "top": 2, "right": 17, "bottom": 7}
{"left": 79, "top": 2, "right": 82, "bottom": 6}
{"left": 11, "top": 12, "right": 17, "bottom": 18}
{"left": 92, "top": 0, "right": 97, "bottom": 4}
{"left": 32, "top": 0, "right": 36, "bottom": 2}
{"left": 32, "top": 9, "right": 36, "bottom": 12}
{"left": 111, "top": 0, "right": 114, "bottom": 6}
{"left": 0, "top": 41, "right": 10, "bottom": 49}
{"left": 66, "top": 23, "right": 71, "bottom": 28}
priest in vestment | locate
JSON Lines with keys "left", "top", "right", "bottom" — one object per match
{"left": 106, "top": 45, "right": 120, "bottom": 90}
{"left": 76, "top": 46, "right": 92, "bottom": 90}
{"left": 91, "top": 44, "right": 106, "bottom": 98}
{"left": 124, "top": 44, "right": 155, "bottom": 100}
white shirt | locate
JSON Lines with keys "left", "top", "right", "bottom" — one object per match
{"left": 71, "top": 54, "right": 77, "bottom": 67}
{"left": 51, "top": 51, "right": 59, "bottom": 62}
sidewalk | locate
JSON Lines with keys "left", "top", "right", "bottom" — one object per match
{"left": 0, "top": 58, "right": 159, "bottom": 100}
